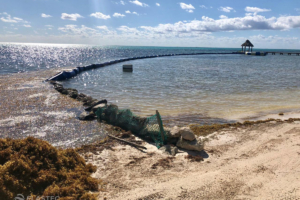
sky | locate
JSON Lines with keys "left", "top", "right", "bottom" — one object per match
{"left": 0, "top": 0, "right": 300, "bottom": 49}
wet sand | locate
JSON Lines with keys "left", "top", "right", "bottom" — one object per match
{"left": 0, "top": 69, "right": 108, "bottom": 148}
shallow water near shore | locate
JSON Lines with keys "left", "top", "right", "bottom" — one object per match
{"left": 1, "top": 43, "right": 300, "bottom": 124}
{"left": 62, "top": 53, "right": 300, "bottom": 123}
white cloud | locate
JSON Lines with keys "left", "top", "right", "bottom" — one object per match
{"left": 58, "top": 25, "right": 98, "bottom": 36}
{"left": 180, "top": 3, "right": 195, "bottom": 13}
{"left": 219, "top": 7, "right": 235, "bottom": 13}
{"left": 113, "top": 13, "right": 125, "bottom": 18}
{"left": 0, "top": 13, "right": 28, "bottom": 23}
{"left": 140, "top": 15, "right": 300, "bottom": 34}
{"left": 200, "top": 5, "right": 207, "bottom": 9}
{"left": 41, "top": 13, "right": 52, "bottom": 18}
{"left": 156, "top": 3, "right": 160, "bottom": 7}
{"left": 13, "top": 17, "right": 23, "bottom": 21}
{"left": 118, "top": 25, "right": 138, "bottom": 33}
{"left": 129, "top": 0, "right": 149, "bottom": 7}
{"left": 120, "top": 0, "right": 125, "bottom": 5}
{"left": 125, "top": 11, "right": 139, "bottom": 15}
{"left": 245, "top": 7, "right": 271, "bottom": 13}
{"left": 61, "top": 13, "right": 83, "bottom": 21}
{"left": 1, "top": 15, "right": 18, "bottom": 23}
{"left": 23, "top": 24, "right": 31, "bottom": 28}
{"left": 90, "top": 12, "right": 111, "bottom": 19}
{"left": 97, "top": 26, "right": 109, "bottom": 31}
{"left": 220, "top": 15, "right": 228, "bottom": 19}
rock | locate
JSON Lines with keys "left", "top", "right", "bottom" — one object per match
{"left": 91, "top": 103, "right": 107, "bottom": 114}
{"left": 85, "top": 99, "right": 108, "bottom": 112}
{"left": 79, "top": 111, "right": 96, "bottom": 121}
{"left": 176, "top": 136, "right": 204, "bottom": 152}
{"left": 159, "top": 145, "right": 178, "bottom": 156}
{"left": 179, "top": 127, "right": 195, "bottom": 141}
{"left": 83, "top": 96, "right": 98, "bottom": 107}
{"left": 169, "top": 126, "right": 181, "bottom": 138}
{"left": 54, "top": 85, "right": 68, "bottom": 95}
{"left": 66, "top": 89, "right": 78, "bottom": 99}
{"left": 76, "top": 93, "right": 88, "bottom": 101}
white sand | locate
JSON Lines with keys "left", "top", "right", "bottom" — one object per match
{"left": 86, "top": 121, "right": 300, "bottom": 199}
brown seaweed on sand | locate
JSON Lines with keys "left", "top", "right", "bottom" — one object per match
{"left": 0, "top": 137, "right": 101, "bottom": 200}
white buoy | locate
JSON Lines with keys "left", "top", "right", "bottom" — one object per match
{"left": 123, "top": 64, "right": 133, "bottom": 72}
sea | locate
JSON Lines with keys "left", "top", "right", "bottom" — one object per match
{"left": 1, "top": 43, "right": 300, "bottom": 125}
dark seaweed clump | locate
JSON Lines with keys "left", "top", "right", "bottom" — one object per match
{"left": 0, "top": 137, "right": 100, "bottom": 200}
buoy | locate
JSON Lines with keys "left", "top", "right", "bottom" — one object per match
{"left": 123, "top": 64, "right": 133, "bottom": 72}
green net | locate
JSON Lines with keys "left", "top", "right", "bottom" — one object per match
{"left": 95, "top": 105, "right": 167, "bottom": 148}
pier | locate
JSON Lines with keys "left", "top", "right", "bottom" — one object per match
{"left": 268, "top": 52, "right": 300, "bottom": 55}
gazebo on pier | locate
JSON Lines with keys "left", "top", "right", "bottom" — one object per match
{"left": 241, "top": 40, "right": 254, "bottom": 52}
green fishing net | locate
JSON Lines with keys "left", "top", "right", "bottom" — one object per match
{"left": 95, "top": 105, "right": 167, "bottom": 148}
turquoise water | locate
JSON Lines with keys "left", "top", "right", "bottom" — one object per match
{"left": 1, "top": 43, "right": 300, "bottom": 123}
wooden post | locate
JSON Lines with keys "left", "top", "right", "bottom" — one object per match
{"left": 108, "top": 134, "right": 147, "bottom": 150}
{"left": 156, "top": 110, "right": 165, "bottom": 143}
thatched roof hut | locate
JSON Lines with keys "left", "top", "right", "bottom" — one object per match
{"left": 241, "top": 40, "right": 254, "bottom": 52}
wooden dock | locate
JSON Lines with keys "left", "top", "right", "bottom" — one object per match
{"left": 267, "top": 52, "right": 300, "bottom": 55}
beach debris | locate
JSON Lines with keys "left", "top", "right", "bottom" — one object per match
{"left": 125, "top": 156, "right": 147, "bottom": 166}
{"left": 151, "top": 157, "right": 175, "bottom": 169}
{"left": 79, "top": 111, "right": 96, "bottom": 121}
{"left": 179, "top": 127, "right": 196, "bottom": 141}
{"left": 159, "top": 145, "right": 178, "bottom": 156}
{"left": 108, "top": 134, "right": 147, "bottom": 150}
{"left": 184, "top": 155, "right": 204, "bottom": 162}
{"left": 0, "top": 137, "right": 100, "bottom": 200}
{"left": 279, "top": 113, "right": 284, "bottom": 116}
{"left": 176, "top": 136, "right": 204, "bottom": 152}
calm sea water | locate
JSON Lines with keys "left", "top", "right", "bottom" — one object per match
{"left": 1, "top": 43, "right": 300, "bottom": 123}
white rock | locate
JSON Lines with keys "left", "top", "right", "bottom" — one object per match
{"left": 169, "top": 126, "right": 181, "bottom": 138}
{"left": 176, "top": 136, "right": 204, "bottom": 152}
{"left": 180, "top": 127, "right": 196, "bottom": 141}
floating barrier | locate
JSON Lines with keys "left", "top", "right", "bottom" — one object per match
{"left": 46, "top": 52, "right": 267, "bottom": 81}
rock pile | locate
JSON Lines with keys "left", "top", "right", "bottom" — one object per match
{"left": 50, "top": 81, "right": 204, "bottom": 154}
{"left": 50, "top": 81, "right": 107, "bottom": 121}
{"left": 166, "top": 126, "right": 204, "bottom": 153}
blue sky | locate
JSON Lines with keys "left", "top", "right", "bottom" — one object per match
{"left": 0, "top": 0, "right": 300, "bottom": 48}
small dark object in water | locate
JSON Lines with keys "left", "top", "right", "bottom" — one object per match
{"left": 279, "top": 113, "right": 284, "bottom": 116}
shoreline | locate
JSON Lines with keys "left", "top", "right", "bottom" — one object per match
{"left": 1, "top": 69, "right": 300, "bottom": 199}
{"left": 1, "top": 69, "right": 300, "bottom": 145}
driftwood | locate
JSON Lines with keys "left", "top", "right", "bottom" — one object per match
{"left": 85, "top": 99, "right": 107, "bottom": 111}
{"left": 108, "top": 134, "right": 147, "bottom": 150}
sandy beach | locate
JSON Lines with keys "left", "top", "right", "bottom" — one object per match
{"left": 89, "top": 120, "right": 300, "bottom": 200}
{"left": 1, "top": 70, "right": 299, "bottom": 199}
